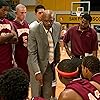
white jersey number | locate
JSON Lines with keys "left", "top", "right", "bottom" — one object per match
{"left": 88, "top": 90, "right": 100, "bottom": 100}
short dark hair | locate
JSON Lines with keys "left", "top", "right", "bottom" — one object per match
{"left": 0, "top": 0, "right": 9, "bottom": 8}
{"left": 35, "top": 5, "right": 45, "bottom": 13}
{"left": 82, "top": 13, "right": 92, "bottom": 23}
{"left": 82, "top": 56, "right": 100, "bottom": 74}
{"left": 57, "top": 58, "right": 82, "bottom": 73}
{"left": 0, "top": 67, "right": 30, "bottom": 100}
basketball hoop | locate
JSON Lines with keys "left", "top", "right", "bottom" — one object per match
{"left": 76, "top": 7, "right": 84, "bottom": 17}
{"left": 76, "top": 11, "right": 81, "bottom": 17}
{"left": 71, "top": 1, "right": 90, "bottom": 16}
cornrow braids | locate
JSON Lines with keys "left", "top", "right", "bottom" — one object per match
{"left": 57, "top": 58, "right": 82, "bottom": 73}
{"left": 82, "top": 56, "right": 100, "bottom": 74}
{"left": 57, "top": 59, "right": 71, "bottom": 72}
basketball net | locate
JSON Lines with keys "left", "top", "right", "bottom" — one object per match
{"left": 76, "top": 11, "right": 81, "bottom": 17}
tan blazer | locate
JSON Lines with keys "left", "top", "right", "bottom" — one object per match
{"left": 27, "top": 22, "right": 61, "bottom": 75}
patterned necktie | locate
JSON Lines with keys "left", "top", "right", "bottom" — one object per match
{"left": 47, "top": 31, "right": 54, "bottom": 63}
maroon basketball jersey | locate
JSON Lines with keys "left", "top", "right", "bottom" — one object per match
{"left": 0, "top": 18, "right": 13, "bottom": 74}
{"left": 66, "top": 78, "right": 100, "bottom": 100}
{"left": 12, "top": 20, "right": 29, "bottom": 76}
{"left": 91, "top": 73, "right": 100, "bottom": 84}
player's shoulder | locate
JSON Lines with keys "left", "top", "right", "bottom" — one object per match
{"left": 90, "top": 81, "right": 100, "bottom": 91}
{"left": 29, "top": 21, "right": 39, "bottom": 29}
{"left": 58, "top": 89, "right": 83, "bottom": 100}
{"left": 89, "top": 27, "right": 97, "bottom": 34}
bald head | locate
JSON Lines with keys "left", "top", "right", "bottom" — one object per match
{"left": 42, "top": 10, "right": 55, "bottom": 30}
{"left": 42, "top": 10, "right": 54, "bottom": 18}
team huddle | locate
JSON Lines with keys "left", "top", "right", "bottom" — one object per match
{"left": 0, "top": 0, "right": 100, "bottom": 100}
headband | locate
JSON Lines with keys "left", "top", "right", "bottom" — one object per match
{"left": 56, "top": 67, "right": 79, "bottom": 78}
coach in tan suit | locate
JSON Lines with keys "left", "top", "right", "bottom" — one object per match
{"left": 27, "top": 10, "right": 61, "bottom": 99}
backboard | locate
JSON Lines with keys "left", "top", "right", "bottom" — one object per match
{"left": 71, "top": 1, "right": 90, "bottom": 16}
